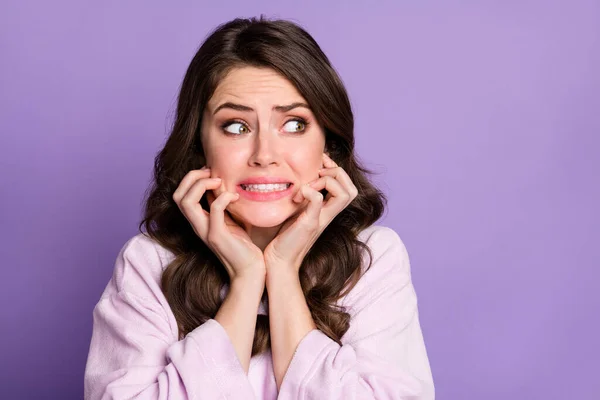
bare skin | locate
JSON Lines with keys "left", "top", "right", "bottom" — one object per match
{"left": 174, "top": 67, "right": 357, "bottom": 383}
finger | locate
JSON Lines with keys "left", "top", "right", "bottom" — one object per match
{"left": 209, "top": 191, "right": 240, "bottom": 234}
{"left": 220, "top": 196, "right": 240, "bottom": 226}
{"left": 206, "top": 182, "right": 225, "bottom": 209}
{"left": 173, "top": 168, "right": 212, "bottom": 203}
{"left": 308, "top": 176, "right": 350, "bottom": 218}
{"left": 318, "top": 167, "right": 358, "bottom": 199}
{"left": 300, "top": 184, "right": 324, "bottom": 223}
{"left": 180, "top": 178, "right": 222, "bottom": 210}
{"left": 222, "top": 208, "right": 238, "bottom": 227}
{"left": 179, "top": 178, "right": 222, "bottom": 237}
{"left": 309, "top": 175, "right": 345, "bottom": 199}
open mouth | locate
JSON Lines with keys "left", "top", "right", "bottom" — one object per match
{"left": 240, "top": 183, "right": 292, "bottom": 193}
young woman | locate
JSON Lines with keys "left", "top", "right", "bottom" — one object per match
{"left": 84, "top": 16, "right": 434, "bottom": 400}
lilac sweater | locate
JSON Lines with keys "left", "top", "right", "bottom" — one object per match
{"left": 84, "top": 225, "right": 434, "bottom": 399}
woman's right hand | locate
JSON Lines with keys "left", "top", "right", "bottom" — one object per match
{"left": 172, "top": 167, "right": 266, "bottom": 284}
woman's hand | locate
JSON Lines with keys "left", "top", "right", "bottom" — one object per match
{"left": 173, "top": 167, "right": 266, "bottom": 283}
{"left": 263, "top": 153, "right": 358, "bottom": 274}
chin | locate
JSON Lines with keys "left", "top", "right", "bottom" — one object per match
{"left": 228, "top": 202, "right": 298, "bottom": 228}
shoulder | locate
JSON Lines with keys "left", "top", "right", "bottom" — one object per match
{"left": 357, "top": 224, "right": 411, "bottom": 276}
{"left": 341, "top": 224, "right": 413, "bottom": 304}
{"left": 100, "top": 232, "right": 174, "bottom": 301}
{"left": 357, "top": 224, "right": 408, "bottom": 257}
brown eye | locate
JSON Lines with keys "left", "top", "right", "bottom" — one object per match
{"left": 223, "top": 122, "right": 249, "bottom": 135}
{"left": 283, "top": 119, "right": 307, "bottom": 133}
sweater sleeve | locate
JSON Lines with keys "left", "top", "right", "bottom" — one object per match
{"left": 84, "top": 235, "right": 255, "bottom": 400}
{"left": 276, "top": 226, "right": 435, "bottom": 400}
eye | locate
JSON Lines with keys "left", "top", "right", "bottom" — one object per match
{"left": 221, "top": 120, "right": 250, "bottom": 135}
{"left": 283, "top": 118, "right": 308, "bottom": 133}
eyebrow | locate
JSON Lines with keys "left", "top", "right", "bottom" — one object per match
{"left": 212, "top": 102, "right": 311, "bottom": 115}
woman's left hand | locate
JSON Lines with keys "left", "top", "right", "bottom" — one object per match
{"left": 263, "top": 153, "right": 358, "bottom": 274}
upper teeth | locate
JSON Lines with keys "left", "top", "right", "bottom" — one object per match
{"left": 242, "top": 183, "right": 291, "bottom": 192}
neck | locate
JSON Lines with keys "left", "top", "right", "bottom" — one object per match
{"left": 247, "top": 225, "right": 282, "bottom": 251}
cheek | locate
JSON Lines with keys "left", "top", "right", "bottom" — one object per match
{"left": 288, "top": 149, "right": 322, "bottom": 173}
{"left": 208, "top": 145, "right": 246, "bottom": 169}
{"left": 207, "top": 146, "right": 248, "bottom": 190}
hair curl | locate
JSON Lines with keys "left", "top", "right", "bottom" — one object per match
{"left": 139, "top": 16, "right": 386, "bottom": 356}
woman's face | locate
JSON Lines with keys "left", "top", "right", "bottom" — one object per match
{"left": 201, "top": 66, "right": 326, "bottom": 228}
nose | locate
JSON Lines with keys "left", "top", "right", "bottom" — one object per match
{"left": 248, "top": 129, "right": 279, "bottom": 167}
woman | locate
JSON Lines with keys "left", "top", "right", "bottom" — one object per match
{"left": 84, "top": 16, "right": 434, "bottom": 400}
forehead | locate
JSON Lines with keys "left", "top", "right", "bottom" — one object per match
{"left": 207, "top": 66, "right": 306, "bottom": 112}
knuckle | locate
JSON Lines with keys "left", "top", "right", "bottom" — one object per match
{"left": 206, "top": 228, "right": 221, "bottom": 244}
{"left": 193, "top": 225, "right": 206, "bottom": 238}
{"left": 210, "top": 198, "right": 222, "bottom": 212}
{"left": 180, "top": 196, "right": 194, "bottom": 208}
{"left": 206, "top": 233, "right": 217, "bottom": 247}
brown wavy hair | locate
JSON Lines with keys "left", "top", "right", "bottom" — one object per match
{"left": 139, "top": 15, "right": 387, "bottom": 356}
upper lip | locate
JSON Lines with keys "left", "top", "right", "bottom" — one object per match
{"left": 239, "top": 177, "right": 293, "bottom": 185}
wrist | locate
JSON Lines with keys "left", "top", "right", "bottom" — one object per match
{"left": 266, "top": 266, "right": 300, "bottom": 289}
{"left": 231, "top": 271, "right": 266, "bottom": 294}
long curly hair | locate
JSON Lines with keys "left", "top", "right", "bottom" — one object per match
{"left": 139, "top": 16, "right": 387, "bottom": 356}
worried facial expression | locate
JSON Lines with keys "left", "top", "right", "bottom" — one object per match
{"left": 200, "top": 66, "right": 327, "bottom": 228}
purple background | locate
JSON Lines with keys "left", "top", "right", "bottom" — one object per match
{"left": 1, "top": 1, "right": 598, "bottom": 398}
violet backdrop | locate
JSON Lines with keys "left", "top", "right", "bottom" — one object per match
{"left": 1, "top": 1, "right": 598, "bottom": 399}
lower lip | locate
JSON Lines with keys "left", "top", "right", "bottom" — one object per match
{"left": 237, "top": 184, "right": 294, "bottom": 201}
